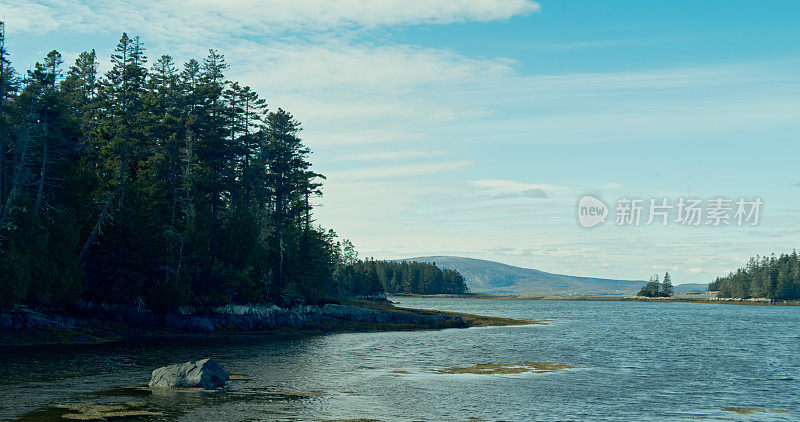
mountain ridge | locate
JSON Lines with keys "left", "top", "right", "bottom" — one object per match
{"left": 399, "top": 256, "right": 706, "bottom": 295}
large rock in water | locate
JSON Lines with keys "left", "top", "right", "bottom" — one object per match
{"left": 149, "top": 358, "right": 229, "bottom": 389}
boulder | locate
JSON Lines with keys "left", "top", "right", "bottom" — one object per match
{"left": 149, "top": 358, "right": 229, "bottom": 389}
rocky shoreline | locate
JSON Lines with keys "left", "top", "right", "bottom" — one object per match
{"left": 0, "top": 300, "right": 535, "bottom": 346}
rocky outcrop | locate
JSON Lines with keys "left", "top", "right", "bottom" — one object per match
{"left": 321, "top": 304, "right": 429, "bottom": 324}
{"left": 351, "top": 292, "right": 388, "bottom": 301}
{"left": 0, "top": 306, "right": 77, "bottom": 329}
{"left": 149, "top": 358, "right": 229, "bottom": 389}
{"left": 1, "top": 301, "right": 464, "bottom": 335}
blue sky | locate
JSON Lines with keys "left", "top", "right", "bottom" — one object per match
{"left": 3, "top": 0, "right": 800, "bottom": 284}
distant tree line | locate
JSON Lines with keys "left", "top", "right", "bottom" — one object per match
{"left": 378, "top": 260, "right": 469, "bottom": 295}
{"left": 0, "top": 28, "right": 396, "bottom": 308}
{"left": 709, "top": 252, "right": 800, "bottom": 300}
{"left": 637, "top": 272, "right": 674, "bottom": 297}
{"left": 332, "top": 252, "right": 469, "bottom": 296}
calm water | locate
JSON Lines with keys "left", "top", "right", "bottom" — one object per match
{"left": 1, "top": 298, "right": 799, "bottom": 421}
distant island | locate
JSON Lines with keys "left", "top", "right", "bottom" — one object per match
{"left": 637, "top": 273, "right": 674, "bottom": 298}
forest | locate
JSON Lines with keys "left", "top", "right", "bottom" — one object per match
{"left": 709, "top": 252, "right": 800, "bottom": 300}
{"left": 0, "top": 27, "right": 463, "bottom": 309}
{"left": 339, "top": 260, "right": 469, "bottom": 296}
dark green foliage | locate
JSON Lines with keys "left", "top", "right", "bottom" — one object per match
{"left": 0, "top": 30, "right": 357, "bottom": 308}
{"left": 637, "top": 273, "right": 673, "bottom": 297}
{"left": 709, "top": 252, "right": 800, "bottom": 300}
{"left": 347, "top": 260, "right": 469, "bottom": 295}
{"left": 661, "top": 272, "right": 674, "bottom": 296}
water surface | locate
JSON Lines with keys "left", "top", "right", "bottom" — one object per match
{"left": 2, "top": 298, "right": 798, "bottom": 421}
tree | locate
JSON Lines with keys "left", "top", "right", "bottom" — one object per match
{"left": 638, "top": 274, "right": 662, "bottom": 297}
{"left": 30, "top": 50, "right": 64, "bottom": 216}
{"left": 262, "top": 108, "right": 324, "bottom": 299}
{"left": 365, "top": 260, "right": 469, "bottom": 295}
{"left": 710, "top": 251, "right": 800, "bottom": 300}
{"left": 0, "top": 21, "right": 12, "bottom": 218}
{"left": 0, "top": 31, "right": 371, "bottom": 309}
{"left": 661, "top": 272, "right": 674, "bottom": 296}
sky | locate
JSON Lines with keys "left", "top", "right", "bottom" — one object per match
{"left": 3, "top": 0, "right": 800, "bottom": 284}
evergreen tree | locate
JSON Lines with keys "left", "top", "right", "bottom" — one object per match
{"left": 638, "top": 274, "right": 662, "bottom": 297}
{"left": 709, "top": 251, "right": 800, "bottom": 300}
{"left": 0, "top": 31, "right": 399, "bottom": 309}
{"left": 661, "top": 272, "right": 674, "bottom": 296}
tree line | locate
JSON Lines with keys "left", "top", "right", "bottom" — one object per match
{"left": 0, "top": 29, "right": 460, "bottom": 309}
{"left": 330, "top": 245, "right": 469, "bottom": 296}
{"left": 377, "top": 260, "right": 469, "bottom": 295}
{"left": 709, "top": 252, "right": 800, "bottom": 300}
{"left": 0, "top": 28, "right": 468, "bottom": 308}
{"left": 637, "top": 272, "right": 674, "bottom": 297}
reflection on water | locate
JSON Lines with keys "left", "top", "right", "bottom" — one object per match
{"left": 2, "top": 299, "right": 799, "bottom": 421}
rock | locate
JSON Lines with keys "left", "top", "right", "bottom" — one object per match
{"left": 185, "top": 316, "right": 215, "bottom": 332}
{"left": 149, "top": 358, "right": 229, "bottom": 389}
{"left": 0, "top": 313, "right": 12, "bottom": 329}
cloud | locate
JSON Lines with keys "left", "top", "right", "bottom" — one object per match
{"left": 326, "top": 160, "right": 473, "bottom": 181}
{"left": 786, "top": 224, "right": 800, "bottom": 233}
{"left": 330, "top": 150, "right": 444, "bottom": 162}
{"left": 236, "top": 41, "right": 515, "bottom": 94}
{"left": 689, "top": 268, "right": 703, "bottom": 274}
{"left": 521, "top": 188, "right": 548, "bottom": 198}
{"left": 487, "top": 188, "right": 548, "bottom": 199}
{"left": 222, "top": 40, "right": 514, "bottom": 148}
{"left": 487, "top": 246, "right": 516, "bottom": 252}
{"left": 591, "top": 183, "right": 624, "bottom": 189}
{"left": 5, "top": 0, "right": 540, "bottom": 39}
{"left": 471, "top": 179, "right": 560, "bottom": 191}
{"left": 470, "top": 179, "right": 560, "bottom": 199}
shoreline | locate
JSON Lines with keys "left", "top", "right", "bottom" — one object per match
{"left": 390, "top": 293, "right": 800, "bottom": 306}
{"left": 0, "top": 300, "right": 536, "bottom": 348}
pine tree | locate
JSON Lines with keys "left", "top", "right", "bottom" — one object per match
{"left": 711, "top": 251, "right": 800, "bottom": 300}
{"left": 0, "top": 31, "right": 379, "bottom": 308}
{"left": 638, "top": 274, "right": 661, "bottom": 297}
{"left": 661, "top": 272, "right": 674, "bottom": 296}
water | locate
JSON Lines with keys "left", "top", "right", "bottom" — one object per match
{"left": 1, "top": 298, "right": 798, "bottom": 421}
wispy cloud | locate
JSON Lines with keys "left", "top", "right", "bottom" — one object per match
{"left": 589, "top": 183, "right": 624, "bottom": 190}
{"left": 470, "top": 179, "right": 561, "bottom": 199}
{"left": 4, "top": 0, "right": 540, "bottom": 37}
{"left": 471, "top": 179, "right": 561, "bottom": 191}
{"left": 330, "top": 150, "right": 444, "bottom": 162}
{"left": 326, "top": 160, "right": 473, "bottom": 181}
{"left": 786, "top": 224, "right": 800, "bottom": 233}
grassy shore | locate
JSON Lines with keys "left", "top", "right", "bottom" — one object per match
{"left": 347, "top": 299, "right": 542, "bottom": 327}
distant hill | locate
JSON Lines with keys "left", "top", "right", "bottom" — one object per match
{"left": 400, "top": 256, "right": 663, "bottom": 295}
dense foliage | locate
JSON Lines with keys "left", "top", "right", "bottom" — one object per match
{"left": 331, "top": 248, "right": 468, "bottom": 296}
{"left": 0, "top": 30, "right": 386, "bottom": 308}
{"left": 637, "top": 272, "right": 673, "bottom": 298}
{"left": 376, "top": 260, "right": 469, "bottom": 295}
{"left": 709, "top": 252, "right": 800, "bottom": 300}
